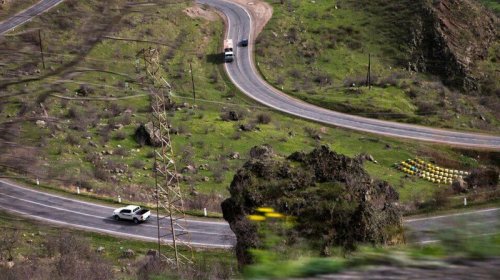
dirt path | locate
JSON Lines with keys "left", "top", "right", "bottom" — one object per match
{"left": 184, "top": 4, "right": 218, "bottom": 21}
{"left": 228, "top": 0, "right": 273, "bottom": 38}
{"left": 185, "top": 1, "right": 272, "bottom": 38}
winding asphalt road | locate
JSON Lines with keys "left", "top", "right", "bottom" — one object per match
{"left": 0, "top": 0, "right": 64, "bottom": 34}
{"left": 2, "top": 0, "right": 500, "bottom": 149}
{"left": 0, "top": 1, "right": 498, "bottom": 248}
{"left": 0, "top": 179, "right": 236, "bottom": 248}
{"left": 0, "top": 179, "right": 499, "bottom": 248}
{"left": 199, "top": 0, "right": 500, "bottom": 150}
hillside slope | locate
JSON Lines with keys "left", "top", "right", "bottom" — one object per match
{"left": 256, "top": 0, "right": 499, "bottom": 131}
{"left": 409, "top": 0, "right": 497, "bottom": 92}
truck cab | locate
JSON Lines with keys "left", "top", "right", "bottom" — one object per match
{"left": 113, "top": 205, "right": 151, "bottom": 224}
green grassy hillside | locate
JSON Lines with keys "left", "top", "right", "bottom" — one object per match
{"left": 256, "top": 0, "right": 499, "bottom": 132}
{"left": 0, "top": 0, "right": 493, "bottom": 216}
{"left": 480, "top": 0, "right": 500, "bottom": 14}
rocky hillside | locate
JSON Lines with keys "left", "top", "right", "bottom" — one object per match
{"left": 409, "top": 0, "right": 498, "bottom": 92}
{"left": 222, "top": 145, "right": 403, "bottom": 267}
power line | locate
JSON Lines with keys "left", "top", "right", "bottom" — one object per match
{"left": 0, "top": 74, "right": 454, "bottom": 118}
{"left": 0, "top": 0, "right": 188, "bottom": 22}
{"left": 0, "top": 80, "right": 447, "bottom": 118}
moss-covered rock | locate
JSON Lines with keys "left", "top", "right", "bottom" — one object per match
{"left": 222, "top": 145, "right": 403, "bottom": 267}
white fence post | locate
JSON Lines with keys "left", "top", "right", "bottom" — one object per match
{"left": 77, "top": 187, "right": 80, "bottom": 194}
{"left": 118, "top": 195, "right": 122, "bottom": 203}
{"left": 203, "top": 208, "right": 207, "bottom": 217}
{"left": 464, "top": 197, "right": 467, "bottom": 206}
{"left": 36, "top": 178, "right": 39, "bottom": 185}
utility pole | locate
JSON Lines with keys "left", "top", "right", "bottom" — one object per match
{"left": 38, "top": 29, "right": 45, "bottom": 70}
{"left": 189, "top": 62, "right": 196, "bottom": 104}
{"left": 154, "top": 160, "right": 161, "bottom": 256}
{"left": 140, "top": 47, "right": 193, "bottom": 271}
{"left": 366, "top": 53, "right": 371, "bottom": 89}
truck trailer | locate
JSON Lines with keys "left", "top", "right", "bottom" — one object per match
{"left": 224, "top": 39, "right": 234, "bottom": 62}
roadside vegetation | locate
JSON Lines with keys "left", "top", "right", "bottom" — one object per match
{"left": 0, "top": 0, "right": 497, "bottom": 218}
{"left": 3, "top": 209, "right": 497, "bottom": 280}
{"left": 244, "top": 228, "right": 500, "bottom": 279}
{"left": 0, "top": 0, "right": 39, "bottom": 21}
{"left": 256, "top": 0, "right": 499, "bottom": 132}
{"left": 0, "top": 211, "right": 236, "bottom": 279}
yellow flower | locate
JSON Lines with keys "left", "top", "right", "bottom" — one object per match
{"left": 256, "top": 207, "right": 275, "bottom": 213}
{"left": 247, "top": 215, "right": 266, "bottom": 221}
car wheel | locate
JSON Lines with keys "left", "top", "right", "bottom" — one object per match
{"left": 113, "top": 215, "right": 120, "bottom": 221}
{"left": 133, "top": 218, "right": 139, "bottom": 224}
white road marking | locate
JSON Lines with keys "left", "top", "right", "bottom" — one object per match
{"left": 0, "top": 205, "right": 232, "bottom": 249}
{"left": 0, "top": 191, "right": 109, "bottom": 219}
{"left": 0, "top": 191, "right": 232, "bottom": 236}
{"left": 418, "top": 231, "right": 500, "bottom": 244}
{"left": 0, "top": 0, "right": 65, "bottom": 35}
{"left": 201, "top": 0, "right": 500, "bottom": 149}
{"left": 0, "top": 179, "right": 115, "bottom": 209}
{"left": 0, "top": 179, "right": 229, "bottom": 225}
{"left": 406, "top": 208, "right": 500, "bottom": 223}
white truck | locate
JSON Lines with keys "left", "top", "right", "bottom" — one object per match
{"left": 224, "top": 39, "right": 234, "bottom": 62}
{"left": 113, "top": 205, "right": 151, "bottom": 224}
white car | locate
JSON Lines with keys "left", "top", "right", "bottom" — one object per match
{"left": 113, "top": 205, "right": 151, "bottom": 224}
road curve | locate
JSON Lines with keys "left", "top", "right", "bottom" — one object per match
{"left": 199, "top": 0, "right": 500, "bottom": 150}
{"left": 0, "top": 179, "right": 236, "bottom": 248}
{"left": 0, "top": 0, "right": 498, "bottom": 248}
{"left": 0, "top": 0, "right": 64, "bottom": 35}
{"left": 2, "top": 0, "right": 499, "bottom": 149}
{"left": 1, "top": 179, "right": 499, "bottom": 248}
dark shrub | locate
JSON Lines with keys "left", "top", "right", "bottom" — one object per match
{"left": 465, "top": 168, "right": 499, "bottom": 188}
{"left": 94, "top": 168, "right": 110, "bottom": 182}
{"left": 113, "top": 131, "right": 127, "bottom": 140}
{"left": 76, "top": 84, "right": 94, "bottom": 96}
{"left": 256, "top": 113, "right": 272, "bottom": 124}
{"left": 114, "top": 147, "right": 129, "bottom": 156}
{"left": 66, "top": 134, "right": 80, "bottom": 146}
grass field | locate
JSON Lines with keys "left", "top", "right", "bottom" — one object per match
{"left": 256, "top": 0, "right": 499, "bottom": 132}
{"left": 0, "top": 0, "right": 494, "bottom": 216}
{"left": 479, "top": 0, "right": 500, "bottom": 15}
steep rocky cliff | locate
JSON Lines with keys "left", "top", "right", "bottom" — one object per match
{"left": 221, "top": 145, "right": 403, "bottom": 267}
{"left": 409, "top": 0, "right": 498, "bottom": 92}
